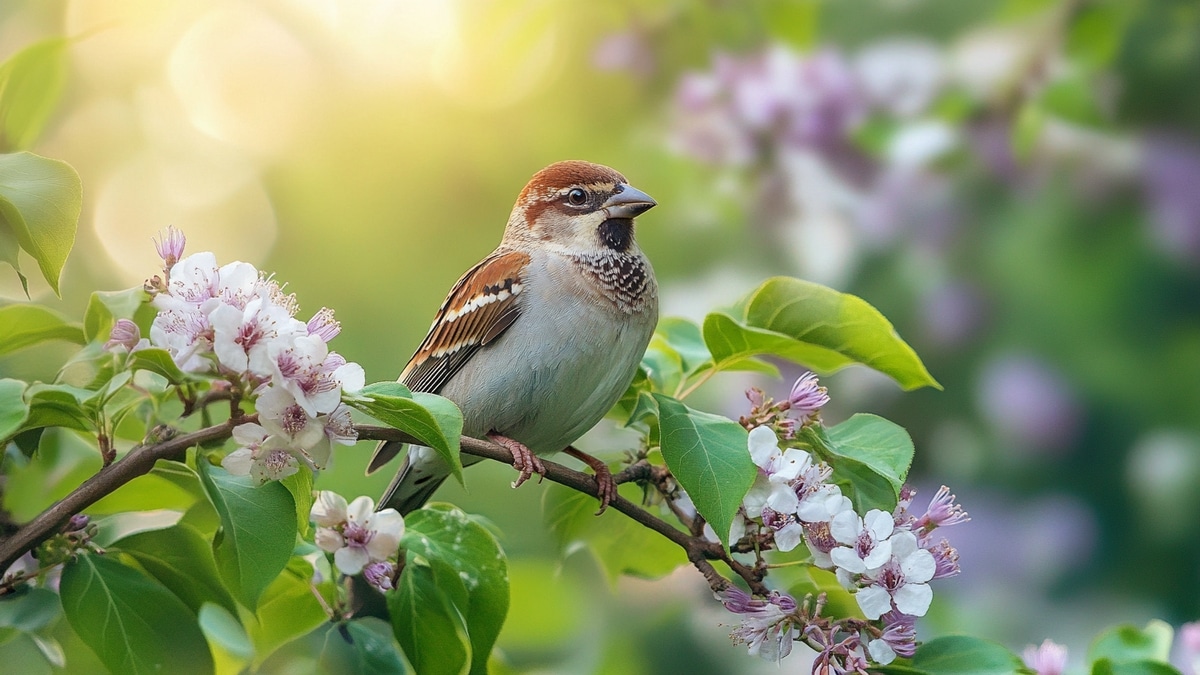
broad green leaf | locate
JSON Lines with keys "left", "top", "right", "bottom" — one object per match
{"left": 0, "top": 152, "right": 82, "bottom": 296}
{"left": 320, "top": 619, "right": 411, "bottom": 675}
{"left": 128, "top": 348, "right": 187, "bottom": 385}
{"left": 912, "top": 635, "right": 1024, "bottom": 674}
{"left": 82, "top": 287, "right": 152, "bottom": 343}
{"left": 0, "top": 378, "right": 28, "bottom": 441}
{"left": 641, "top": 333, "right": 684, "bottom": 393}
{"left": 0, "top": 304, "right": 83, "bottom": 356}
{"left": 391, "top": 555, "right": 472, "bottom": 675}
{"left": 1091, "top": 661, "right": 1181, "bottom": 675}
{"left": 658, "top": 317, "right": 712, "bottom": 374}
{"left": 198, "top": 603, "right": 254, "bottom": 660}
{"left": 0, "top": 39, "right": 69, "bottom": 152}
{"left": 1089, "top": 621, "right": 1174, "bottom": 665}
{"left": 280, "top": 469, "right": 315, "bottom": 537}
{"left": 198, "top": 459, "right": 297, "bottom": 609}
{"left": 114, "top": 523, "right": 239, "bottom": 616}
{"left": 1040, "top": 73, "right": 1104, "bottom": 127}
{"left": 20, "top": 383, "right": 92, "bottom": 434}
{"left": 0, "top": 587, "right": 61, "bottom": 645}
{"left": 246, "top": 563, "right": 328, "bottom": 667}
{"left": 1012, "top": 101, "right": 1044, "bottom": 161}
{"left": 543, "top": 482, "right": 685, "bottom": 581}
{"left": 90, "top": 510, "right": 183, "bottom": 546}
{"left": 403, "top": 503, "right": 508, "bottom": 675}
{"left": 800, "top": 414, "right": 914, "bottom": 513}
{"left": 652, "top": 393, "right": 756, "bottom": 546}
{"left": 1066, "top": 4, "right": 1127, "bottom": 69}
{"left": 0, "top": 225, "right": 24, "bottom": 295}
{"left": 59, "top": 552, "right": 214, "bottom": 675}
{"left": 347, "top": 383, "right": 464, "bottom": 483}
{"left": 705, "top": 277, "right": 939, "bottom": 391}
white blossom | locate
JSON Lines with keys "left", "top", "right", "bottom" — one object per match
{"left": 310, "top": 492, "right": 405, "bottom": 576}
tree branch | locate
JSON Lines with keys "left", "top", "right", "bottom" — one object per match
{"left": 0, "top": 418, "right": 250, "bottom": 573}
{"left": 356, "top": 425, "right": 770, "bottom": 596}
{"left": 2, "top": 420, "right": 769, "bottom": 597}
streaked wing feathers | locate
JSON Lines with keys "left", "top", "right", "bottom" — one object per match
{"left": 399, "top": 249, "right": 529, "bottom": 394}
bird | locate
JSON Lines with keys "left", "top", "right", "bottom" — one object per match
{"left": 368, "top": 160, "right": 659, "bottom": 516}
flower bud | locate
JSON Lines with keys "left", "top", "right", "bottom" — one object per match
{"left": 104, "top": 319, "right": 142, "bottom": 353}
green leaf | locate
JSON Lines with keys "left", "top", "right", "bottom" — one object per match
{"left": 114, "top": 523, "right": 239, "bottom": 616}
{"left": 347, "top": 382, "right": 464, "bottom": 483}
{"left": 652, "top": 393, "right": 756, "bottom": 546}
{"left": 0, "top": 152, "right": 82, "bottom": 296}
{"left": 0, "top": 304, "right": 84, "bottom": 356}
{"left": 246, "top": 563, "right": 328, "bottom": 667}
{"left": 912, "top": 635, "right": 1025, "bottom": 674}
{"left": 59, "top": 552, "right": 214, "bottom": 675}
{"left": 1040, "top": 73, "right": 1104, "bottom": 127}
{"left": 641, "top": 333, "right": 685, "bottom": 393}
{"left": 20, "top": 383, "right": 93, "bottom": 435}
{"left": 198, "top": 458, "right": 297, "bottom": 609}
{"left": 280, "top": 469, "right": 315, "bottom": 538}
{"left": 1092, "top": 661, "right": 1182, "bottom": 675}
{"left": 1012, "top": 101, "right": 1044, "bottom": 162}
{"left": 1066, "top": 5, "right": 1127, "bottom": 69}
{"left": 0, "top": 378, "right": 28, "bottom": 441}
{"left": 198, "top": 603, "right": 253, "bottom": 660}
{"left": 543, "top": 482, "right": 686, "bottom": 581}
{"left": 403, "top": 503, "right": 508, "bottom": 675}
{"left": 320, "top": 619, "right": 411, "bottom": 675}
{"left": 90, "top": 510, "right": 182, "bottom": 546}
{"left": 0, "top": 587, "right": 61, "bottom": 642}
{"left": 390, "top": 555, "right": 472, "bottom": 675}
{"left": 127, "top": 348, "right": 187, "bottom": 385}
{"left": 800, "top": 414, "right": 914, "bottom": 513}
{"left": 0, "top": 39, "right": 69, "bottom": 152}
{"left": 83, "top": 287, "right": 152, "bottom": 343}
{"left": 704, "top": 277, "right": 939, "bottom": 391}
{"left": 1089, "top": 621, "right": 1174, "bottom": 665}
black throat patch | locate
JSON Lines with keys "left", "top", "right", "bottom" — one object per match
{"left": 597, "top": 218, "right": 634, "bottom": 252}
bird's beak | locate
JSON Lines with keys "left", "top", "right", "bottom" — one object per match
{"left": 602, "top": 185, "right": 657, "bottom": 219}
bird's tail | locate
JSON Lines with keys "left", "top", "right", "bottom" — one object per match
{"left": 374, "top": 442, "right": 452, "bottom": 515}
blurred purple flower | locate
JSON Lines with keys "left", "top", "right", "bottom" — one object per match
{"left": 592, "top": 29, "right": 655, "bottom": 79}
{"left": 668, "top": 46, "right": 868, "bottom": 167}
{"left": 1023, "top": 639, "right": 1068, "bottom": 675}
{"left": 1179, "top": 621, "right": 1200, "bottom": 675}
{"left": 977, "top": 353, "right": 1081, "bottom": 452}
{"left": 920, "top": 282, "right": 987, "bottom": 348}
{"left": 1143, "top": 134, "right": 1200, "bottom": 263}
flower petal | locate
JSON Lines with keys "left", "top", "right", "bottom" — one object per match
{"left": 311, "top": 491, "right": 348, "bottom": 527}
{"left": 345, "top": 496, "right": 376, "bottom": 524}
{"left": 900, "top": 547, "right": 937, "bottom": 584}
{"left": 747, "top": 426, "right": 781, "bottom": 469}
{"left": 334, "top": 546, "right": 370, "bottom": 576}
{"left": 893, "top": 582, "right": 933, "bottom": 616}
{"left": 856, "top": 585, "right": 893, "bottom": 620}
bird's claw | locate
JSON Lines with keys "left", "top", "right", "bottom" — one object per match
{"left": 489, "top": 433, "right": 546, "bottom": 489}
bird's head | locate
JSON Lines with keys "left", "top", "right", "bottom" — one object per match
{"left": 504, "top": 160, "right": 656, "bottom": 254}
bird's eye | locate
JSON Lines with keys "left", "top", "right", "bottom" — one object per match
{"left": 566, "top": 188, "right": 588, "bottom": 206}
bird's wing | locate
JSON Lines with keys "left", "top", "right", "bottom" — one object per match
{"left": 399, "top": 248, "right": 530, "bottom": 394}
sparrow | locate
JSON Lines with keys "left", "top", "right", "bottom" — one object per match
{"left": 368, "top": 160, "right": 659, "bottom": 515}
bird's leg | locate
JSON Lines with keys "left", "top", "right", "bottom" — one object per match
{"left": 564, "top": 446, "right": 617, "bottom": 515}
{"left": 488, "top": 432, "right": 546, "bottom": 489}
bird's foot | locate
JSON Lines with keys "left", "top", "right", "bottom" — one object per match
{"left": 564, "top": 446, "right": 617, "bottom": 515}
{"left": 488, "top": 433, "right": 546, "bottom": 489}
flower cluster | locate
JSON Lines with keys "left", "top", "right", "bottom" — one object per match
{"left": 132, "top": 227, "right": 364, "bottom": 483}
{"left": 311, "top": 491, "right": 405, "bottom": 592}
{"left": 725, "top": 375, "right": 968, "bottom": 669}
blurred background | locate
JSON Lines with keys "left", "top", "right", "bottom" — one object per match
{"left": 2, "top": 0, "right": 1199, "bottom": 672}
